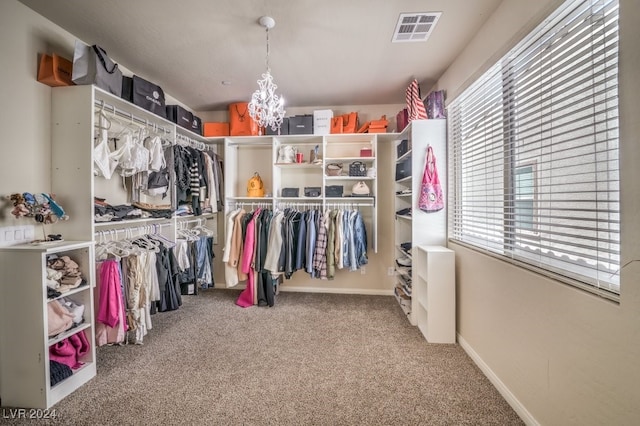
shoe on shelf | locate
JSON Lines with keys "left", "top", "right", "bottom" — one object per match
{"left": 396, "top": 257, "right": 412, "bottom": 267}
{"left": 396, "top": 207, "right": 412, "bottom": 216}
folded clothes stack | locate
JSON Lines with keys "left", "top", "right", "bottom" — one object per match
{"left": 46, "top": 255, "right": 85, "bottom": 293}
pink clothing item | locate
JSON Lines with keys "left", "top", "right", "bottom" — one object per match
{"left": 236, "top": 209, "right": 260, "bottom": 308}
{"left": 47, "top": 299, "right": 75, "bottom": 337}
{"left": 95, "top": 260, "right": 126, "bottom": 346}
{"left": 49, "top": 329, "right": 90, "bottom": 370}
{"left": 97, "top": 260, "right": 121, "bottom": 327}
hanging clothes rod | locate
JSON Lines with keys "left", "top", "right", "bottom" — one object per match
{"left": 93, "top": 99, "right": 172, "bottom": 134}
{"left": 176, "top": 216, "right": 211, "bottom": 227}
{"left": 175, "top": 133, "right": 214, "bottom": 151}
{"left": 94, "top": 222, "right": 172, "bottom": 237}
{"left": 228, "top": 201, "right": 272, "bottom": 209}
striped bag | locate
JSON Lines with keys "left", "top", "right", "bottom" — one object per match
{"left": 405, "top": 79, "right": 428, "bottom": 121}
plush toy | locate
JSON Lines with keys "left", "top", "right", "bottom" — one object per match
{"left": 8, "top": 193, "right": 30, "bottom": 219}
{"left": 6, "top": 192, "right": 69, "bottom": 222}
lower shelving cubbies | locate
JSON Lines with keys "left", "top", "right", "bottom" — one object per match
{"left": 0, "top": 241, "right": 96, "bottom": 409}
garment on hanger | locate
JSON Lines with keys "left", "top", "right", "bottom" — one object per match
{"left": 236, "top": 209, "right": 261, "bottom": 308}
{"left": 95, "top": 259, "right": 126, "bottom": 346}
{"left": 225, "top": 205, "right": 369, "bottom": 308}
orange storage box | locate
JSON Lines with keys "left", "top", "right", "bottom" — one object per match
{"left": 203, "top": 122, "right": 230, "bottom": 137}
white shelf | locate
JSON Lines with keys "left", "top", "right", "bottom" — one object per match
{"left": 324, "top": 156, "right": 375, "bottom": 162}
{"left": 48, "top": 322, "right": 92, "bottom": 347}
{"left": 393, "top": 120, "right": 447, "bottom": 328}
{"left": 274, "top": 162, "right": 323, "bottom": 169}
{"left": 325, "top": 176, "right": 374, "bottom": 181}
{"left": 397, "top": 150, "right": 412, "bottom": 163}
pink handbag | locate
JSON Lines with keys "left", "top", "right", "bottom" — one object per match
{"left": 418, "top": 146, "right": 444, "bottom": 212}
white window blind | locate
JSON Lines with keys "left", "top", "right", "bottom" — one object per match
{"left": 448, "top": 0, "right": 620, "bottom": 299}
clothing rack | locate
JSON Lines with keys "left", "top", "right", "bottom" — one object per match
{"left": 228, "top": 201, "right": 273, "bottom": 209}
{"left": 176, "top": 217, "right": 210, "bottom": 229}
{"left": 176, "top": 133, "right": 214, "bottom": 151}
{"left": 94, "top": 222, "right": 172, "bottom": 240}
{"left": 325, "top": 202, "right": 374, "bottom": 209}
{"left": 93, "top": 99, "right": 172, "bottom": 135}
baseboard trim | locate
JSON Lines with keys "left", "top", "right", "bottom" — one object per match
{"left": 279, "top": 286, "right": 394, "bottom": 296}
{"left": 214, "top": 283, "right": 393, "bottom": 296}
{"left": 457, "top": 334, "right": 539, "bottom": 426}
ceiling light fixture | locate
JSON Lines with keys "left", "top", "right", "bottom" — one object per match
{"left": 248, "top": 16, "right": 285, "bottom": 132}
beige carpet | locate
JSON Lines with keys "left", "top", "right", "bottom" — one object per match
{"left": 1, "top": 290, "right": 523, "bottom": 425}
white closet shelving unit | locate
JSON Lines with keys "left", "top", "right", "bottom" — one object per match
{"left": 393, "top": 120, "right": 448, "bottom": 326}
{"left": 0, "top": 85, "right": 222, "bottom": 408}
{"left": 50, "top": 85, "right": 221, "bottom": 243}
{"left": 224, "top": 132, "right": 379, "bottom": 252}
{"left": 0, "top": 241, "right": 96, "bottom": 409}
{"left": 414, "top": 245, "right": 455, "bottom": 343}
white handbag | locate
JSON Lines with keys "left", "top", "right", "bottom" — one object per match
{"left": 278, "top": 145, "right": 295, "bottom": 163}
{"left": 351, "top": 181, "right": 371, "bottom": 196}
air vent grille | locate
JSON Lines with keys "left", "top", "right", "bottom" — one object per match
{"left": 392, "top": 12, "right": 441, "bottom": 43}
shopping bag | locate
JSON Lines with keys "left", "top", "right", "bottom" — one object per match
{"left": 405, "top": 79, "right": 428, "bottom": 122}
{"left": 71, "top": 41, "right": 123, "bottom": 97}
{"left": 418, "top": 145, "right": 444, "bottom": 212}
{"left": 330, "top": 116, "right": 343, "bottom": 134}
{"left": 342, "top": 112, "right": 358, "bottom": 133}
{"left": 37, "top": 53, "right": 74, "bottom": 87}
{"left": 229, "top": 102, "right": 260, "bottom": 136}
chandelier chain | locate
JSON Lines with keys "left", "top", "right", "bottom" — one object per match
{"left": 248, "top": 16, "right": 286, "bottom": 132}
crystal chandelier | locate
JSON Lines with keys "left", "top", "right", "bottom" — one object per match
{"left": 248, "top": 16, "right": 286, "bottom": 132}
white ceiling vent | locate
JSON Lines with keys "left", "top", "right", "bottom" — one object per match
{"left": 392, "top": 12, "right": 442, "bottom": 43}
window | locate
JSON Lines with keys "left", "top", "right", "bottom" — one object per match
{"left": 448, "top": 0, "right": 620, "bottom": 299}
{"left": 515, "top": 164, "right": 536, "bottom": 231}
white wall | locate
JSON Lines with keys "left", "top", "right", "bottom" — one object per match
{"left": 436, "top": 0, "right": 640, "bottom": 424}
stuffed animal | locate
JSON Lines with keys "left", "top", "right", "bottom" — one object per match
{"left": 8, "top": 193, "right": 30, "bottom": 218}
{"left": 6, "top": 192, "right": 69, "bottom": 222}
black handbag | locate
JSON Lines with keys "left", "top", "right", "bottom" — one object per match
{"left": 325, "top": 185, "right": 344, "bottom": 197}
{"left": 349, "top": 161, "right": 367, "bottom": 177}
{"left": 282, "top": 188, "right": 299, "bottom": 197}
{"left": 304, "top": 187, "right": 321, "bottom": 197}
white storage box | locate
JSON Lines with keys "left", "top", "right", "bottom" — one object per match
{"left": 313, "top": 109, "right": 333, "bottom": 135}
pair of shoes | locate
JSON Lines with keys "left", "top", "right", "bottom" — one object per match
{"left": 400, "top": 242, "right": 412, "bottom": 251}
{"left": 396, "top": 257, "right": 412, "bottom": 267}
{"left": 396, "top": 207, "right": 412, "bottom": 216}
{"left": 395, "top": 188, "right": 412, "bottom": 195}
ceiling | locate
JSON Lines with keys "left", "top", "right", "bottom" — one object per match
{"left": 19, "top": 0, "right": 502, "bottom": 111}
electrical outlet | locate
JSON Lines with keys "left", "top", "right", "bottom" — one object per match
{"left": 388, "top": 267, "right": 395, "bottom": 276}
{"left": 360, "top": 267, "right": 366, "bottom": 275}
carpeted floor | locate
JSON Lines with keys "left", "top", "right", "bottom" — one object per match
{"left": 1, "top": 290, "right": 524, "bottom": 425}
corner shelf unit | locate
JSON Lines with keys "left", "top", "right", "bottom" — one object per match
{"left": 224, "top": 132, "right": 380, "bottom": 252}
{"left": 0, "top": 241, "right": 96, "bottom": 409}
{"left": 393, "top": 120, "right": 447, "bottom": 326}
